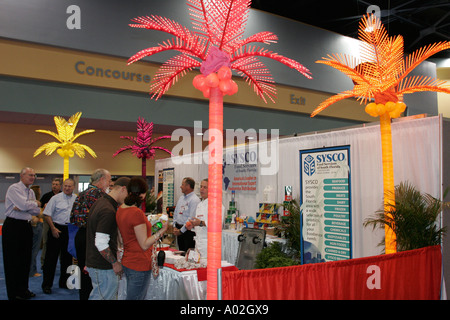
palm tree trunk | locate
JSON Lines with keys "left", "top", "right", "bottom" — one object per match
{"left": 63, "top": 156, "right": 69, "bottom": 181}
{"left": 379, "top": 112, "right": 397, "bottom": 254}
{"left": 142, "top": 157, "right": 147, "bottom": 179}
{"left": 142, "top": 158, "right": 147, "bottom": 212}
{"left": 207, "top": 87, "right": 223, "bottom": 300}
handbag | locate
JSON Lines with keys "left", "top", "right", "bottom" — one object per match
{"left": 151, "top": 240, "right": 166, "bottom": 278}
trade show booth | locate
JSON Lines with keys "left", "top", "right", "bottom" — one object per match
{"left": 155, "top": 115, "right": 448, "bottom": 299}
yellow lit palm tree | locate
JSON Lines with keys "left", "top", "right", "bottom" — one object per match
{"left": 33, "top": 112, "right": 97, "bottom": 180}
{"left": 311, "top": 14, "right": 450, "bottom": 254}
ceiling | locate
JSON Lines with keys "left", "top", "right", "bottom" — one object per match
{"left": 251, "top": 0, "right": 450, "bottom": 59}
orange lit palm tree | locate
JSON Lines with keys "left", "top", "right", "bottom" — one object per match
{"left": 126, "top": 0, "right": 311, "bottom": 299}
{"left": 34, "top": 112, "right": 96, "bottom": 180}
{"left": 311, "top": 14, "right": 450, "bottom": 254}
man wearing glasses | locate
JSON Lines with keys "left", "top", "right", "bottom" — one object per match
{"left": 2, "top": 167, "right": 41, "bottom": 300}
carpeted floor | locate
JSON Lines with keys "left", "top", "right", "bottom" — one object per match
{"left": 0, "top": 235, "right": 79, "bottom": 300}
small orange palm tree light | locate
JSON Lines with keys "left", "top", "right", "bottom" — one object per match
{"left": 34, "top": 112, "right": 97, "bottom": 181}
{"left": 311, "top": 14, "right": 450, "bottom": 254}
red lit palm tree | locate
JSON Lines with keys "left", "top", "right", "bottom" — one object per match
{"left": 113, "top": 117, "right": 172, "bottom": 179}
{"left": 127, "top": 0, "right": 311, "bottom": 299}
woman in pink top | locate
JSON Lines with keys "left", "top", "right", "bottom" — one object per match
{"left": 116, "top": 177, "right": 168, "bottom": 300}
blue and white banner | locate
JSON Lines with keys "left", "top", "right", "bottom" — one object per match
{"left": 300, "top": 146, "right": 352, "bottom": 264}
{"left": 222, "top": 144, "right": 258, "bottom": 194}
{"left": 162, "top": 168, "right": 175, "bottom": 210}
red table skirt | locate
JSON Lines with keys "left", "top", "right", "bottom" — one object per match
{"left": 222, "top": 245, "right": 442, "bottom": 300}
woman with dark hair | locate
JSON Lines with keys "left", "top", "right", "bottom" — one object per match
{"left": 116, "top": 177, "right": 168, "bottom": 300}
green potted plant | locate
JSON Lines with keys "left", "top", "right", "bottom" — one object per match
{"left": 255, "top": 242, "right": 298, "bottom": 269}
{"left": 363, "top": 181, "right": 448, "bottom": 252}
{"left": 278, "top": 199, "right": 302, "bottom": 261}
{"left": 145, "top": 190, "right": 157, "bottom": 214}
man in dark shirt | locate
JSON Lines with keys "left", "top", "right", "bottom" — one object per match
{"left": 86, "top": 177, "right": 129, "bottom": 300}
{"left": 69, "top": 168, "right": 111, "bottom": 300}
{"left": 40, "top": 178, "right": 62, "bottom": 208}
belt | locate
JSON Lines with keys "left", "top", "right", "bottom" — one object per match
{"left": 5, "top": 216, "right": 32, "bottom": 224}
{"left": 54, "top": 223, "right": 69, "bottom": 227}
{"left": 175, "top": 222, "right": 184, "bottom": 229}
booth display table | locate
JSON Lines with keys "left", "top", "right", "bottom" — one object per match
{"left": 117, "top": 230, "right": 285, "bottom": 299}
{"left": 118, "top": 260, "right": 237, "bottom": 300}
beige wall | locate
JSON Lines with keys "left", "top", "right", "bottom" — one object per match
{"left": 0, "top": 38, "right": 373, "bottom": 122}
{"left": 437, "top": 68, "right": 450, "bottom": 118}
{"left": 0, "top": 122, "right": 178, "bottom": 176}
{"left": 438, "top": 86, "right": 450, "bottom": 118}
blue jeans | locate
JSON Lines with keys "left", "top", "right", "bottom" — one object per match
{"left": 123, "top": 266, "right": 151, "bottom": 300}
{"left": 87, "top": 267, "right": 119, "bottom": 300}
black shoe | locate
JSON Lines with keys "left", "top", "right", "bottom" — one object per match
{"left": 25, "top": 290, "right": 36, "bottom": 298}
{"left": 14, "top": 290, "right": 35, "bottom": 300}
{"left": 42, "top": 287, "right": 52, "bottom": 294}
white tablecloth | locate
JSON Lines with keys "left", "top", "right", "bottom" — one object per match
{"left": 146, "top": 267, "right": 207, "bottom": 300}
{"left": 118, "top": 266, "right": 207, "bottom": 300}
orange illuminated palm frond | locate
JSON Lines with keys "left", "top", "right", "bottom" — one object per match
{"left": 311, "top": 14, "right": 450, "bottom": 118}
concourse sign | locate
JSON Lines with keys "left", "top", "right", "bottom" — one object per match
{"left": 300, "top": 146, "right": 352, "bottom": 264}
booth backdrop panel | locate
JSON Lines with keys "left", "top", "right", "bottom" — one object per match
{"left": 155, "top": 116, "right": 442, "bottom": 260}
{"left": 278, "top": 116, "right": 441, "bottom": 259}
{"left": 222, "top": 245, "right": 442, "bottom": 300}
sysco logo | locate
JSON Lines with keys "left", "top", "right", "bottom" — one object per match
{"left": 316, "top": 153, "right": 346, "bottom": 163}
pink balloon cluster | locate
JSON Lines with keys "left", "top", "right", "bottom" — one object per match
{"left": 193, "top": 66, "right": 238, "bottom": 98}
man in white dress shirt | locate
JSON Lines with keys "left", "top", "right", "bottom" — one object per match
{"left": 173, "top": 177, "right": 200, "bottom": 252}
{"left": 41, "top": 178, "right": 77, "bottom": 294}
{"left": 2, "top": 167, "right": 41, "bottom": 300}
{"left": 187, "top": 179, "right": 225, "bottom": 261}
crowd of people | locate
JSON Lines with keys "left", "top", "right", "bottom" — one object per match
{"left": 2, "top": 167, "right": 218, "bottom": 300}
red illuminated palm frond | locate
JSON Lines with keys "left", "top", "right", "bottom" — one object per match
{"left": 231, "top": 55, "right": 276, "bottom": 102}
{"left": 187, "top": 0, "right": 249, "bottom": 51}
{"left": 127, "top": 0, "right": 311, "bottom": 102}
{"left": 311, "top": 14, "right": 450, "bottom": 117}
{"left": 113, "top": 117, "right": 172, "bottom": 160}
{"left": 234, "top": 31, "right": 278, "bottom": 47}
{"left": 128, "top": 34, "right": 208, "bottom": 65}
{"left": 150, "top": 54, "right": 203, "bottom": 99}
{"left": 231, "top": 45, "right": 312, "bottom": 78}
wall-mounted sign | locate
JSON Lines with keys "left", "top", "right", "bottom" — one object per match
{"left": 290, "top": 94, "right": 306, "bottom": 105}
{"left": 74, "top": 61, "right": 151, "bottom": 83}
